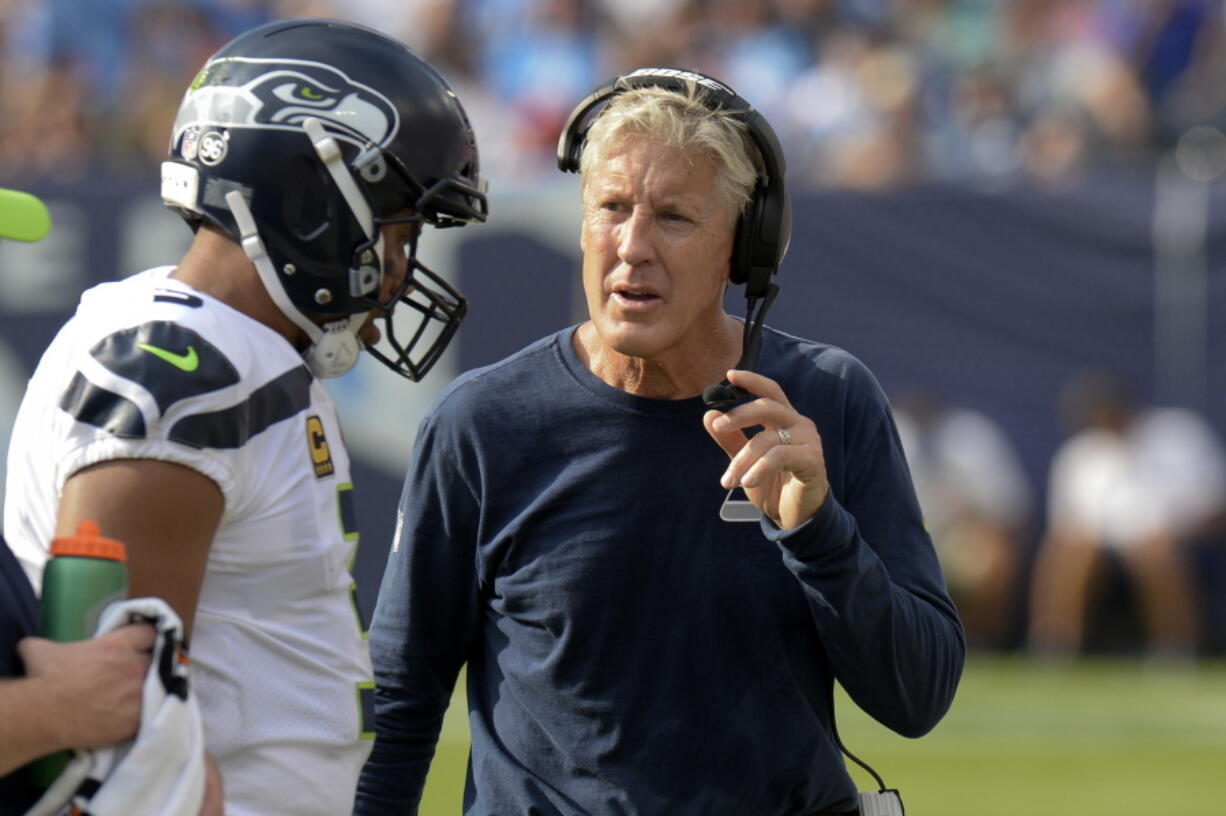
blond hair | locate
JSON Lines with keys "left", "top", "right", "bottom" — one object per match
{"left": 578, "top": 81, "right": 762, "bottom": 225}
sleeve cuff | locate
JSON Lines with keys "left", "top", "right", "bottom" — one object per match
{"left": 759, "top": 491, "right": 857, "bottom": 560}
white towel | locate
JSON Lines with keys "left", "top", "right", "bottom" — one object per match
{"left": 24, "top": 598, "right": 205, "bottom": 816}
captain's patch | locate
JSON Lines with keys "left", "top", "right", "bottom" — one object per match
{"left": 307, "top": 414, "right": 335, "bottom": 478}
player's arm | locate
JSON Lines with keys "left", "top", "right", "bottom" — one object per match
{"left": 56, "top": 459, "right": 223, "bottom": 640}
{"left": 57, "top": 460, "right": 225, "bottom": 814}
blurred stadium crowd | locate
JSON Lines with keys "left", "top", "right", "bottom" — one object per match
{"left": 1, "top": 0, "right": 1225, "bottom": 190}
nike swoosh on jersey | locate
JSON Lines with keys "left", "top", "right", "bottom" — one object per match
{"left": 90, "top": 322, "right": 240, "bottom": 415}
{"left": 138, "top": 342, "right": 200, "bottom": 372}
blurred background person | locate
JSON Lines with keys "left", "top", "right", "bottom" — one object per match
{"left": 894, "top": 388, "right": 1033, "bottom": 651}
{"left": 1028, "top": 371, "right": 1226, "bottom": 660}
{"left": 1, "top": 1, "right": 1224, "bottom": 190}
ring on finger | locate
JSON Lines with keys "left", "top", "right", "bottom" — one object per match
{"left": 777, "top": 428, "right": 793, "bottom": 446}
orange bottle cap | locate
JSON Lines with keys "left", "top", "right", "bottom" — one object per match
{"left": 49, "top": 521, "right": 127, "bottom": 562}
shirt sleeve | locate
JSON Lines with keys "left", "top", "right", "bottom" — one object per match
{"left": 762, "top": 403, "right": 965, "bottom": 738}
{"left": 354, "top": 415, "right": 482, "bottom": 814}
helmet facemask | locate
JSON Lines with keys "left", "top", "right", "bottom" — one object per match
{"left": 342, "top": 151, "right": 486, "bottom": 381}
{"left": 160, "top": 19, "right": 489, "bottom": 381}
{"left": 363, "top": 230, "right": 468, "bottom": 382}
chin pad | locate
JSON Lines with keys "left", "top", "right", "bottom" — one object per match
{"left": 304, "top": 317, "right": 364, "bottom": 379}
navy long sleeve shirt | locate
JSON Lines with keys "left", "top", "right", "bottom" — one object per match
{"left": 1, "top": 536, "right": 43, "bottom": 814}
{"left": 355, "top": 325, "right": 964, "bottom": 815}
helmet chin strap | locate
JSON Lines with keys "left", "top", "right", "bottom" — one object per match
{"left": 222, "top": 117, "right": 387, "bottom": 380}
{"left": 225, "top": 189, "right": 365, "bottom": 379}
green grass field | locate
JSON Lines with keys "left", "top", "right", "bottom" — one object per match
{"left": 418, "top": 656, "right": 1226, "bottom": 814}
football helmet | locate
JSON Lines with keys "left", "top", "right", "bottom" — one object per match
{"left": 161, "top": 18, "right": 488, "bottom": 380}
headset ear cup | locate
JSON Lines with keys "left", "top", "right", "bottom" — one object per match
{"left": 746, "top": 174, "right": 791, "bottom": 297}
{"left": 745, "top": 263, "right": 773, "bottom": 299}
{"left": 565, "top": 132, "right": 581, "bottom": 172}
{"left": 558, "top": 123, "right": 579, "bottom": 172}
{"left": 730, "top": 182, "right": 769, "bottom": 287}
{"left": 557, "top": 78, "right": 622, "bottom": 173}
{"left": 729, "top": 216, "right": 750, "bottom": 286}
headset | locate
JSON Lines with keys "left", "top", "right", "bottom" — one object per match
{"left": 556, "top": 67, "right": 792, "bottom": 407}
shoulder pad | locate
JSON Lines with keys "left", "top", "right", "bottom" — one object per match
{"left": 89, "top": 321, "right": 240, "bottom": 415}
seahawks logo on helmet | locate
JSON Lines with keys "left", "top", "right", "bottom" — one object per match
{"left": 172, "top": 57, "right": 400, "bottom": 159}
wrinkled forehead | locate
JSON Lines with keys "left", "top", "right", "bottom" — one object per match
{"left": 582, "top": 136, "right": 729, "bottom": 216}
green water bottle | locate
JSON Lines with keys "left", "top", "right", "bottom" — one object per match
{"left": 28, "top": 520, "right": 129, "bottom": 787}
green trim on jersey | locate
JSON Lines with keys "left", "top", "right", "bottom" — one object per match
{"left": 338, "top": 482, "right": 369, "bottom": 636}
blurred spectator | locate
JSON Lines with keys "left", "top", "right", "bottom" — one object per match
{"left": 110, "top": 3, "right": 236, "bottom": 171}
{"left": 894, "top": 389, "right": 1032, "bottom": 650}
{"left": 469, "top": 0, "right": 604, "bottom": 180}
{"left": 784, "top": 24, "right": 921, "bottom": 189}
{"left": 2, "top": 0, "right": 1225, "bottom": 190}
{"left": 1028, "top": 371, "right": 1226, "bottom": 660}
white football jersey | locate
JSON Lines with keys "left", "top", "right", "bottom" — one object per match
{"left": 4, "top": 267, "right": 373, "bottom": 815}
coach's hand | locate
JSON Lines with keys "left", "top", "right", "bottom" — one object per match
{"left": 703, "top": 369, "right": 830, "bottom": 530}
{"left": 18, "top": 624, "right": 154, "bottom": 748}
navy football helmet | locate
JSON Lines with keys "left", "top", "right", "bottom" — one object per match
{"left": 161, "top": 18, "right": 488, "bottom": 379}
